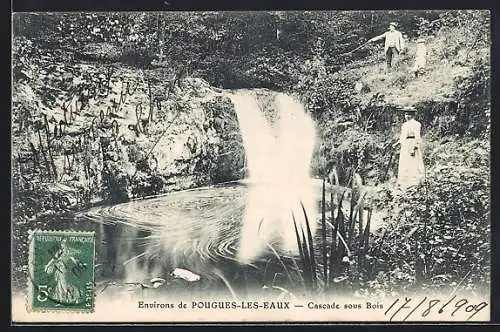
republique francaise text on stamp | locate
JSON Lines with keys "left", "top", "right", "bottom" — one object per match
{"left": 27, "top": 230, "right": 95, "bottom": 312}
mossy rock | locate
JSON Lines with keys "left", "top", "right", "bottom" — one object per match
{"left": 78, "top": 42, "right": 122, "bottom": 62}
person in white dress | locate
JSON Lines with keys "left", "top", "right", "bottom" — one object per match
{"left": 392, "top": 106, "right": 425, "bottom": 188}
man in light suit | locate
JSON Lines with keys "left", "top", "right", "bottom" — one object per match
{"left": 369, "top": 22, "right": 405, "bottom": 70}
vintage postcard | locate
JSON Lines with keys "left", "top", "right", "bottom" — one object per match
{"left": 11, "top": 10, "right": 491, "bottom": 323}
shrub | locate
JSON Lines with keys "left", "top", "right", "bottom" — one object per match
{"left": 12, "top": 36, "right": 41, "bottom": 83}
{"left": 371, "top": 163, "right": 490, "bottom": 294}
{"left": 121, "top": 44, "right": 155, "bottom": 69}
{"left": 101, "top": 162, "right": 130, "bottom": 203}
{"left": 130, "top": 171, "right": 166, "bottom": 198}
{"left": 452, "top": 58, "right": 490, "bottom": 138}
{"left": 79, "top": 42, "right": 122, "bottom": 62}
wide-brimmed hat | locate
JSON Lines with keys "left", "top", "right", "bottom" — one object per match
{"left": 389, "top": 22, "right": 397, "bottom": 28}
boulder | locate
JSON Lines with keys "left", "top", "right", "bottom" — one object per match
{"left": 78, "top": 42, "right": 122, "bottom": 62}
{"left": 171, "top": 268, "right": 200, "bottom": 282}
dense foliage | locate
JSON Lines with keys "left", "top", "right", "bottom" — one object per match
{"left": 11, "top": 10, "right": 490, "bottom": 296}
{"left": 370, "top": 161, "right": 489, "bottom": 295}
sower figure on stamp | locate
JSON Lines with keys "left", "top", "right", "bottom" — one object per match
{"left": 368, "top": 22, "right": 405, "bottom": 71}
{"left": 44, "top": 239, "right": 82, "bottom": 304}
{"left": 392, "top": 106, "right": 425, "bottom": 188}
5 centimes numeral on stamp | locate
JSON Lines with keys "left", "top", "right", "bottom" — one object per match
{"left": 27, "top": 230, "right": 96, "bottom": 312}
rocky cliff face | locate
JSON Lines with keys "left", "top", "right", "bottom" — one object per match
{"left": 12, "top": 50, "right": 244, "bottom": 215}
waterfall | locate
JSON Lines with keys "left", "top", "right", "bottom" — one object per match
{"left": 230, "top": 90, "right": 318, "bottom": 264}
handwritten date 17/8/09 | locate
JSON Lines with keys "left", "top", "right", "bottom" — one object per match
{"left": 384, "top": 295, "right": 488, "bottom": 321}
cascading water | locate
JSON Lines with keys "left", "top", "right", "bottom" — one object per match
{"left": 79, "top": 89, "right": 320, "bottom": 289}
{"left": 230, "top": 90, "right": 318, "bottom": 264}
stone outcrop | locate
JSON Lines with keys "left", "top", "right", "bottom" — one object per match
{"left": 12, "top": 59, "right": 244, "bottom": 208}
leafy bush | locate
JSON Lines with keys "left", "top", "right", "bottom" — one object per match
{"left": 50, "top": 13, "right": 132, "bottom": 48}
{"left": 130, "top": 171, "right": 166, "bottom": 198}
{"left": 12, "top": 36, "right": 41, "bottom": 83}
{"left": 370, "top": 163, "right": 490, "bottom": 294}
{"left": 452, "top": 58, "right": 490, "bottom": 138}
{"left": 121, "top": 44, "right": 155, "bottom": 69}
{"left": 412, "top": 58, "right": 489, "bottom": 140}
{"left": 79, "top": 42, "right": 122, "bottom": 62}
{"left": 101, "top": 162, "right": 130, "bottom": 203}
{"left": 419, "top": 10, "right": 490, "bottom": 63}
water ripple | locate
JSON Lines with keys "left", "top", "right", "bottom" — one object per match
{"left": 82, "top": 184, "right": 260, "bottom": 279}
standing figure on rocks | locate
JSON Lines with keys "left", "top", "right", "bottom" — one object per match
{"left": 413, "top": 38, "right": 427, "bottom": 77}
{"left": 393, "top": 106, "right": 425, "bottom": 188}
{"left": 369, "top": 22, "right": 405, "bottom": 70}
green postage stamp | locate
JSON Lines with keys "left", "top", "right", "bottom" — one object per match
{"left": 27, "top": 230, "right": 96, "bottom": 312}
